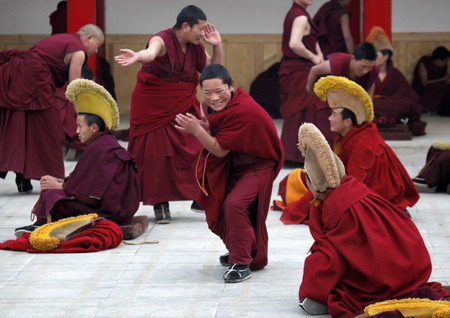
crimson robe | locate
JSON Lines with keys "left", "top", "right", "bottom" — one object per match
{"left": 412, "top": 55, "right": 450, "bottom": 113}
{"left": 197, "top": 88, "right": 283, "bottom": 270}
{"left": 418, "top": 146, "right": 450, "bottom": 191}
{"left": 280, "top": 121, "right": 419, "bottom": 224}
{"left": 374, "top": 61, "right": 426, "bottom": 136}
{"left": 300, "top": 175, "right": 448, "bottom": 317}
{"left": 328, "top": 52, "right": 379, "bottom": 90}
{"left": 33, "top": 133, "right": 140, "bottom": 225}
{"left": 127, "top": 28, "right": 205, "bottom": 205}
{"left": 0, "top": 34, "right": 86, "bottom": 180}
{"left": 313, "top": 0, "right": 350, "bottom": 56}
{"left": 279, "top": 3, "right": 334, "bottom": 162}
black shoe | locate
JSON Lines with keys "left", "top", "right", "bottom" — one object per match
{"left": 219, "top": 253, "right": 232, "bottom": 266}
{"left": 191, "top": 201, "right": 204, "bottom": 213}
{"left": 15, "top": 173, "right": 33, "bottom": 193}
{"left": 14, "top": 220, "right": 46, "bottom": 238}
{"left": 154, "top": 202, "right": 171, "bottom": 224}
{"left": 223, "top": 263, "right": 251, "bottom": 283}
{"left": 413, "top": 177, "right": 437, "bottom": 193}
{"left": 299, "top": 298, "right": 329, "bottom": 315}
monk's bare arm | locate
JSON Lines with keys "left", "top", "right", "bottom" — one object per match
{"left": 67, "top": 51, "right": 85, "bottom": 82}
{"left": 174, "top": 113, "right": 229, "bottom": 158}
{"left": 340, "top": 14, "right": 354, "bottom": 54}
{"left": 306, "top": 60, "right": 331, "bottom": 93}
{"left": 289, "top": 16, "right": 323, "bottom": 64}
{"left": 367, "top": 84, "right": 375, "bottom": 99}
{"left": 115, "top": 36, "right": 165, "bottom": 66}
{"left": 418, "top": 62, "right": 449, "bottom": 85}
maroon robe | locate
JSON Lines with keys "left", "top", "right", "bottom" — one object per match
{"left": 313, "top": 0, "right": 350, "bottom": 56}
{"left": 374, "top": 61, "right": 426, "bottom": 136}
{"left": 197, "top": 88, "right": 283, "bottom": 270}
{"left": 127, "top": 28, "right": 206, "bottom": 205}
{"left": 33, "top": 133, "right": 140, "bottom": 225}
{"left": 300, "top": 175, "right": 448, "bottom": 318}
{"left": 279, "top": 3, "right": 334, "bottom": 163}
{"left": 412, "top": 56, "right": 450, "bottom": 113}
{"left": 328, "top": 52, "right": 379, "bottom": 90}
{"left": 0, "top": 33, "right": 86, "bottom": 180}
{"left": 418, "top": 146, "right": 450, "bottom": 191}
{"left": 280, "top": 122, "right": 419, "bottom": 224}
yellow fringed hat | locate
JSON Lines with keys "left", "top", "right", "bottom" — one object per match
{"left": 314, "top": 75, "right": 374, "bottom": 125}
{"left": 432, "top": 140, "right": 450, "bottom": 151}
{"left": 66, "top": 79, "right": 119, "bottom": 130}
{"left": 29, "top": 214, "right": 100, "bottom": 251}
{"left": 360, "top": 298, "right": 450, "bottom": 318}
{"left": 366, "top": 26, "right": 394, "bottom": 53}
{"left": 298, "top": 123, "right": 345, "bottom": 193}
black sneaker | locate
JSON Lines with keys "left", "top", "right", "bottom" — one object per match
{"left": 299, "top": 297, "right": 329, "bottom": 315}
{"left": 14, "top": 220, "right": 46, "bottom": 238}
{"left": 219, "top": 253, "right": 231, "bottom": 266}
{"left": 15, "top": 173, "right": 33, "bottom": 193}
{"left": 191, "top": 201, "right": 204, "bottom": 213}
{"left": 223, "top": 263, "right": 251, "bottom": 283}
{"left": 154, "top": 202, "right": 171, "bottom": 224}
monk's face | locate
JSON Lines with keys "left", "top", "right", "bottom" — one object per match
{"left": 76, "top": 115, "right": 97, "bottom": 144}
{"left": 351, "top": 58, "right": 376, "bottom": 77}
{"left": 202, "top": 78, "right": 234, "bottom": 112}
{"left": 182, "top": 20, "right": 207, "bottom": 44}
{"left": 328, "top": 107, "right": 352, "bottom": 136}
{"left": 83, "top": 35, "right": 104, "bottom": 56}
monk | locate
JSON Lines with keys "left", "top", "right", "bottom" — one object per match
{"left": 412, "top": 46, "right": 450, "bottom": 115}
{"left": 306, "top": 42, "right": 378, "bottom": 98}
{"left": 115, "top": 5, "right": 223, "bottom": 224}
{"left": 296, "top": 122, "right": 449, "bottom": 317}
{"left": 14, "top": 79, "right": 140, "bottom": 237}
{"left": 279, "top": 0, "right": 333, "bottom": 167}
{"left": 280, "top": 76, "right": 419, "bottom": 225}
{"left": 413, "top": 140, "right": 450, "bottom": 194}
{"left": 174, "top": 64, "right": 283, "bottom": 283}
{"left": 367, "top": 26, "right": 426, "bottom": 136}
{"left": 0, "top": 24, "right": 104, "bottom": 193}
{"left": 313, "top": 0, "right": 354, "bottom": 57}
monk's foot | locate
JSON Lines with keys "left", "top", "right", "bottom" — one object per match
{"left": 447, "top": 184, "right": 450, "bottom": 195}
{"left": 15, "top": 173, "right": 33, "bottom": 193}
{"left": 299, "top": 298, "right": 329, "bottom": 315}
{"left": 412, "top": 177, "right": 437, "bottom": 193}
{"left": 223, "top": 264, "right": 251, "bottom": 283}
{"left": 219, "top": 253, "right": 231, "bottom": 266}
{"left": 14, "top": 220, "right": 46, "bottom": 238}
{"left": 190, "top": 201, "right": 204, "bottom": 213}
{"left": 154, "top": 202, "right": 171, "bottom": 224}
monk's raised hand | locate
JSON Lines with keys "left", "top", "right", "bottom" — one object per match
{"left": 114, "top": 49, "right": 138, "bottom": 66}
{"left": 174, "top": 113, "right": 201, "bottom": 134}
{"left": 203, "top": 24, "right": 222, "bottom": 46}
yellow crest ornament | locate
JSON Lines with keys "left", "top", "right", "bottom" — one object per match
{"left": 66, "top": 79, "right": 119, "bottom": 130}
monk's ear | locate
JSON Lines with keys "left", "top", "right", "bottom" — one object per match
{"left": 229, "top": 80, "right": 235, "bottom": 92}
{"left": 91, "top": 123, "right": 100, "bottom": 133}
{"left": 181, "top": 22, "right": 190, "bottom": 33}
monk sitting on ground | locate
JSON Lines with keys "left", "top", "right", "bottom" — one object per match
{"left": 175, "top": 64, "right": 283, "bottom": 283}
{"left": 15, "top": 79, "right": 140, "bottom": 237}
{"left": 296, "top": 123, "right": 449, "bottom": 317}
{"left": 280, "top": 76, "right": 419, "bottom": 224}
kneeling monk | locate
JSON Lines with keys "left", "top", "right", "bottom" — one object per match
{"left": 296, "top": 123, "right": 449, "bottom": 317}
{"left": 15, "top": 79, "right": 140, "bottom": 236}
{"left": 175, "top": 64, "right": 284, "bottom": 283}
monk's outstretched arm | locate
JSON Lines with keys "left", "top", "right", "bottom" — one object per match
{"left": 114, "top": 36, "right": 165, "bottom": 66}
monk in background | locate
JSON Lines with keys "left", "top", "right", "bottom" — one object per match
{"left": 412, "top": 46, "right": 450, "bottom": 115}
{"left": 313, "top": 0, "right": 354, "bottom": 57}
{"left": 115, "top": 5, "right": 223, "bottom": 224}
{"left": 367, "top": 26, "right": 427, "bottom": 136}
{"left": 0, "top": 24, "right": 104, "bottom": 193}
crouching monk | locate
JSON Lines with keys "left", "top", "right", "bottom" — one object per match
{"left": 15, "top": 79, "right": 140, "bottom": 236}
{"left": 296, "top": 123, "right": 449, "bottom": 317}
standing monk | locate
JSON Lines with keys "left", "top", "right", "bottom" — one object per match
{"left": 279, "top": 0, "right": 333, "bottom": 167}
{"left": 115, "top": 5, "right": 223, "bottom": 224}
{"left": 175, "top": 64, "right": 283, "bottom": 283}
{"left": 313, "top": 0, "right": 354, "bottom": 57}
{"left": 0, "top": 24, "right": 104, "bottom": 193}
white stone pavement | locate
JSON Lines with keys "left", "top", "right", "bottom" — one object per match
{"left": 0, "top": 114, "right": 449, "bottom": 318}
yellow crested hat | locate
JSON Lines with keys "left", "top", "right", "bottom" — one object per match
{"left": 66, "top": 79, "right": 119, "bottom": 130}
{"left": 314, "top": 75, "right": 374, "bottom": 125}
{"left": 366, "top": 26, "right": 394, "bottom": 52}
{"left": 298, "top": 123, "right": 345, "bottom": 192}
